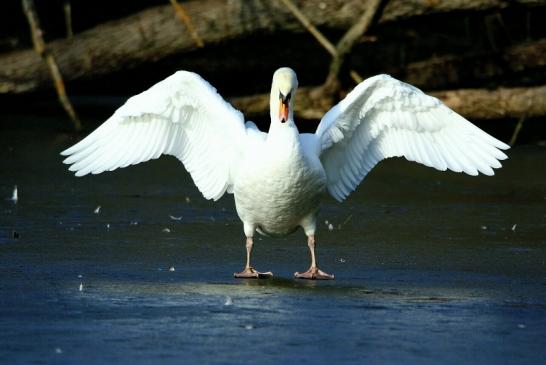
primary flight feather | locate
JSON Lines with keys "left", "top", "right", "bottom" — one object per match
{"left": 62, "top": 68, "right": 509, "bottom": 279}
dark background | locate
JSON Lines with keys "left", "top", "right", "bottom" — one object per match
{"left": 0, "top": 0, "right": 545, "bottom": 142}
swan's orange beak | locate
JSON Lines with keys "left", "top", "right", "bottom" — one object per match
{"left": 279, "top": 99, "right": 289, "bottom": 123}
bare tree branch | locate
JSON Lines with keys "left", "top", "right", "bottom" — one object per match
{"left": 169, "top": 0, "right": 204, "bottom": 48}
{"left": 324, "top": 0, "right": 385, "bottom": 89}
{"left": 278, "top": 0, "right": 337, "bottom": 57}
{"left": 22, "top": 0, "right": 81, "bottom": 131}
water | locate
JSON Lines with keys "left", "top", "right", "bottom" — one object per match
{"left": 1, "top": 123, "right": 545, "bottom": 364}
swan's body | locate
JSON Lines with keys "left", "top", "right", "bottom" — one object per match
{"left": 235, "top": 127, "right": 326, "bottom": 237}
{"left": 61, "top": 68, "right": 509, "bottom": 279}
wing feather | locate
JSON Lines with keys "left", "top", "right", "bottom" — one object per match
{"left": 61, "top": 71, "right": 250, "bottom": 201}
{"left": 316, "top": 74, "right": 509, "bottom": 201}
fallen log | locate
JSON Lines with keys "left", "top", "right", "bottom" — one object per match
{"left": 393, "top": 38, "right": 546, "bottom": 90}
{"left": 431, "top": 85, "right": 546, "bottom": 120}
{"left": 231, "top": 84, "right": 546, "bottom": 121}
{"left": 0, "top": 0, "right": 544, "bottom": 94}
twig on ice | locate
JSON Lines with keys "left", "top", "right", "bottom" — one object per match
{"left": 509, "top": 116, "right": 526, "bottom": 146}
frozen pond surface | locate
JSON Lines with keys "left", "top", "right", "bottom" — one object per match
{"left": 1, "top": 125, "right": 545, "bottom": 364}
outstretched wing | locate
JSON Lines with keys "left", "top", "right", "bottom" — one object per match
{"left": 315, "top": 74, "right": 510, "bottom": 202}
{"left": 61, "top": 71, "right": 249, "bottom": 201}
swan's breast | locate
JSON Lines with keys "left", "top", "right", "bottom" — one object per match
{"left": 233, "top": 145, "right": 326, "bottom": 235}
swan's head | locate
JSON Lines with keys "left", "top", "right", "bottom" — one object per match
{"left": 270, "top": 67, "right": 298, "bottom": 124}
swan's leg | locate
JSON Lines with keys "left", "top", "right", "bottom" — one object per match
{"left": 234, "top": 236, "right": 273, "bottom": 279}
{"left": 294, "top": 234, "right": 334, "bottom": 280}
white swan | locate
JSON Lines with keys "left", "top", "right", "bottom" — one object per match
{"left": 61, "top": 67, "right": 509, "bottom": 279}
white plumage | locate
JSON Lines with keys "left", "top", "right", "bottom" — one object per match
{"left": 62, "top": 72, "right": 248, "bottom": 201}
{"left": 61, "top": 68, "right": 509, "bottom": 279}
{"left": 316, "top": 75, "right": 509, "bottom": 201}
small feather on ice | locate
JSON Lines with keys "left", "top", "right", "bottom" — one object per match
{"left": 10, "top": 185, "right": 18, "bottom": 203}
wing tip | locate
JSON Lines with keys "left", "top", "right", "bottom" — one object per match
{"left": 62, "top": 155, "right": 74, "bottom": 165}
{"left": 497, "top": 139, "right": 511, "bottom": 151}
{"left": 60, "top": 146, "right": 75, "bottom": 156}
{"left": 497, "top": 150, "right": 509, "bottom": 161}
{"left": 327, "top": 185, "right": 347, "bottom": 203}
{"left": 481, "top": 167, "right": 495, "bottom": 176}
{"left": 74, "top": 169, "right": 89, "bottom": 177}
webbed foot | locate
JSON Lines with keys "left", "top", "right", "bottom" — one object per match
{"left": 234, "top": 267, "right": 273, "bottom": 279}
{"left": 294, "top": 267, "right": 334, "bottom": 280}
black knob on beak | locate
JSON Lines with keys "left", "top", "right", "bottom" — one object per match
{"left": 279, "top": 91, "right": 291, "bottom": 104}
